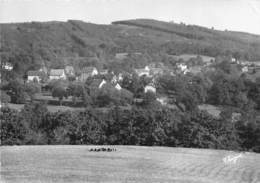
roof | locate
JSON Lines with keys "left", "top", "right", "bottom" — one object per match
{"left": 135, "top": 68, "right": 149, "bottom": 73}
{"left": 115, "top": 53, "right": 128, "bottom": 60}
{"left": 81, "top": 67, "right": 97, "bottom": 73}
{"left": 27, "top": 70, "right": 44, "bottom": 76}
{"left": 50, "top": 69, "right": 65, "bottom": 76}
{"left": 65, "top": 66, "right": 74, "bottom": 70}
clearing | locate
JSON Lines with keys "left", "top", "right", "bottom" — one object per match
{"left": 1, "top": 145, "right": 260, "bottom": 183}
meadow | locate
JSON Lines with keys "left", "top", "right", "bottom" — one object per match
{"left": 1, "top": 146, "right": 260, "bottom": 183}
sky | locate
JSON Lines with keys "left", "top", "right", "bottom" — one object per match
{"left": 1, "top": 0, "right": 260, "bottom": 35}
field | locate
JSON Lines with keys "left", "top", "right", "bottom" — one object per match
{"left": 6, "top": 103, "right": 85, "bottom": 112}
{"left": 169, "top": 54, "right": 215, "bottom": 63}
{"left": 1, "top": 146, "right": 260, "bottom": 183}
{"left": 198, "top": 104, "right": 221, "bottom": 118}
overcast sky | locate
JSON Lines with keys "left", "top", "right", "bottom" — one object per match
{"left": 1, "top": 0, "right": 260, "bottom": 35}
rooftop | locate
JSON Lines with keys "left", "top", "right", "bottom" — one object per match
{"left": 50, "top": 69, "right": 65, "bottom": 76}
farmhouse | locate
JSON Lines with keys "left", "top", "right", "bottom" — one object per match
{"left": 150, "top": 67, "right": 163, "bottom": 76}
{"left": 98, "top": 79, "right": 107, "bottom": 88}
{"left": 99, "top": 69, "right": 109, "bottom": 75}
{"left": 144, "top": 84, "right": 156, "bottom": 93}
{"left": 79, "top": 67, "right": 98, "bottom": 81}
{"left": 49, "top": 69, "right": 66, "bottom": 80}
{"left": 27, "top": 70, "right": 45, "bottom": 83}
{"left": 115, "top": 83, "right": 122, "bottom": 90}
{"left": 241, "top": 66, "right": 248, "bottom": 73}
{"left": 177, "top": 63, "right": 188, "bottom": 73}
{"left": 135, "top": 66, "right": 150, "bottom": 77}
{"left": 2, "top": 62, "right": 13, "bottom": 71}
{"left": 156, "top": 97, "right": 168, "bottom": 106}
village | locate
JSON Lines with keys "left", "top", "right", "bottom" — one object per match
{"left": 2, "top": 52, "right": 260, "bottom": 116}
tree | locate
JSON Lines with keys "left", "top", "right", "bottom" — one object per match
{"left": 24, "top": 82, "right": 41, "bottom": 100}
{"left": 52, "top": 85, "right": 68, "bottom": 105}
{"left": 142, "top": 91, "right": 157, "bottom": 106}
{"left": 96, "top": 84, "right": 119, "bottom": 107}
{"left": 208, "top": 74, "right": 248, "bottom": 108}
{"left": 67, "top": 82, "right": 85, "bottom": 105}
{"left": 119, "top": 88, "right": 134, "bottom": 105}
{"left": 3, "top": 80, "right": 28, "bottom": 104}
{"left": 246, "top": 79, "right": 260, "bottom": 110}
{"left": 0, "top": 107, "right": 28, "bottom": 145}
{"left": 158, "top": 74, "right": 198, "bottom": 112}
{"left": 0, "top": 91, "right": 11, "bottom": 104}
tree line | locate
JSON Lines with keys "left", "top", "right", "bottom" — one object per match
{"left": 1, "top": 101, "right": 259, "bottom": 152}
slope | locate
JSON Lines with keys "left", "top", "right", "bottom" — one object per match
{"left": 1, "top": 145, "right": 260, "bottom": 183}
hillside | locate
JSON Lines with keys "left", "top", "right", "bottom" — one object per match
{"left": 113, "top": 19, "right": 260, "bottom": 59}
{"left": 1, "top": 146, "right": 260, "bottom": 183}
{"left": 1, "top": 19, "right": 260, "bottom": 77}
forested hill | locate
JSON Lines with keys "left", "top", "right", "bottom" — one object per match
{"left": 1, "top": 19, "right": 260, "bottom": 76}
{"left": 112, "top": 19, "right": 260, "bottom": 59}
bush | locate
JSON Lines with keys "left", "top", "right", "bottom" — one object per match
{"left": 0, "top": 91, "right": 11, "bottom": 104}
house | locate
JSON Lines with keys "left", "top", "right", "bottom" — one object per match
{"left": 156, "top": 97, "right": 168, "bottom": 106}
{"left": 79, "top": 67, "right": 98, "bottom": 81}
{"left": 2, "top": 62, "right": 13, "bottom": 71}
{"left": 27, "top": 70, "right": 45, "bottom": 83}
{"left": 99, "top": 69, "right": 109, "bottom": 75}
{"left": 135, "top": 66, "right": 150, "bottom": 77}
{"left": 144, "top": 84, "right": 156, "bottom": 93}
{"left": 177, "top": 63, "right": 188, "bottom": 74}
{"left": 65, "top": 66, "right": 75, "bottom": 76}
{"left": 49, "top": 69, "right": 66, "bottom": 80}
{"left": 99, "top": 79, "right": 107, "bottom": 88}
{"left": 150, "top": 67, "right": 163, "bottom": 76}
{"left": 118, "top": 73, "right": 123, "bottom": 81}
{"left": 187, "top": 66, "right": 202, "bottom": 75}
{"left": 115, "top": 53, "right": 128, "bottom": 60}
{"left": 115, "top": 83, "right": 122, "bottom": 90}
{"left": 241, "top": 66, "right": 248, "bottom": 73}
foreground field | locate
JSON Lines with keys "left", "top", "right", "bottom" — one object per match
{"left": 1, "top": 146, "right": 260, "bottom": 183}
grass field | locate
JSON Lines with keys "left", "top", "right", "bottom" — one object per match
{"left": 1, "top": 146, "right": 260, "bottom": 183}
{"left": 6, "top": 103, "right": 85, "bottom": 113}
{"left": 169, "top": 54, "right": 215, "bottom": 63}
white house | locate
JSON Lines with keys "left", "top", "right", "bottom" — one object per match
{"left": 144, "top": 85, "right": 156, "bottom": 93}
{"left": 2, "top": 62, "right": 13, "bottom": 71}
{"left": 115, "top": 83, "right": 122, "bottom": 90}
{"left": 135, "top": 66, "right": 150, "bottom": 77}
{"left": 49, "top": 69, "right": 66, "bottom": 80}
{"left": 27, "top": 70, "right": 44, "bottom": 82}
{"left": 177, "top": 63, "right": 188, "bottom": 74}
{"left": 79, "top": 67, "right": 98, "bottom": 81}
{"left": 156, "top": 97, "right": 168, "bottom": 106}
{"left": 118, "top": 73, "right": 124, "bottom": 81}
{"left": 242, "top": 66, "right": 248, "bottom": 73}
{"left": 99, "top": 69, "right": 109, "bottom": 75}
{"left": 99, "top": 79, "right": 107, "bottom": 88}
